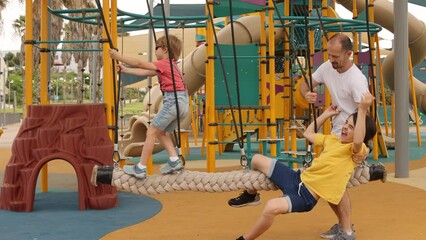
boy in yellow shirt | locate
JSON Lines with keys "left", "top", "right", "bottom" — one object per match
{"left": 235, "top": 92, "right": 376, "bottom": 240}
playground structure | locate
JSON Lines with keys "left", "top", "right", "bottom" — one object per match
{"left": 0, "top": 0, "right": 425, "bottom": 212}
{"left": 115, "top": 0, "right": 426, "bottom": 170}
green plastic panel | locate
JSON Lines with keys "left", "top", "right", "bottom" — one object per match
{"left": 214, "top": 44, "right": 260, "bottom": 108}
{"left": 213, "top": 0, "right": 266, "bottom": 18}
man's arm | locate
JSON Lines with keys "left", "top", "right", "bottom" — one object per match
{"left": 300, "top": 78, "right": 319, "bottom": 104}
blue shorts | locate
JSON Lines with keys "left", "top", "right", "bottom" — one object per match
{"left": 268, "top": 159, "right": 317, "bottom": 213}
{"left": 151, "top": 91, "right": 189, "bottom": 133}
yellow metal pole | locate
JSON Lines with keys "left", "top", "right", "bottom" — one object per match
{"left": 24, "top": 0, "right": 34, "bottom": 115}
{"left": 195, "top": 93, "right": 200, "bottom": 136}
{"left": 201, "top": 113, "right": 207, "bottom": 156}
{"left": 218, "top": 111, "right": 224, "bottom": 154}
{"left": 206, "top": 1, "right": 216, "bottom": 172}
{"left": 268, "top": 0, "right": 277, "bottom": 156}
{"left": 322, "top": 0, "right": 331, "bottom": 135}
{"left": 40, "top": 0, "right": 49, "bottom": 193}
{"left": 259, "top": 11, "right": 267, "bottom": 154}
{"left": 408, "top": 49, "right": 422, "bottom": 146}
{"left": 375, "top": 35, "right": 389, "bottom": 136}
{"left": 283, "top": 0, "right": 290, "bottom": 152}
{"left": 308, "top": 0, "right": 315, "bottom": 154}
{"left": 102, "top": 0, "right": 114, "bottom": 140}
{"left": 190, "top": 95, "right": 198, "bottom": 146}
{"left": 367, "top": 0, "right": 379, "bottom": 160}
{"left": 308, "top": 1, "right": 314, "bottom": 63}
{"left": 352, "top": 0, "right": 359, "bottom": 64}
{"left": 40, "top": 0, "right": 49, "bottom": 105}
{"left": 111, "top": 0, "right": 118, "bottom": 48}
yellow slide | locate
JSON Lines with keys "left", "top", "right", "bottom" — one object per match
{"left": 337, "top": 0, "right": 426, "bottom": 113}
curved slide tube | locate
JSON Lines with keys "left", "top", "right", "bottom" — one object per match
{"left": 337, "top": 0, "right": 426, "bottom": 113}
{"left": 120, "top": 15, "right": 279, "bottom": 156}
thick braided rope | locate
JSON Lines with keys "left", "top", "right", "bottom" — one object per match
{"left": 111, "top": 169, "right": 278, "bottom": 195}
{"left": 347, "top": 166, "right": 370, "bottom": 188}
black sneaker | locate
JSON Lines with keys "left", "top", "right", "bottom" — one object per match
{"left": 228, "top": 191, "right": 261, "bottom": 208}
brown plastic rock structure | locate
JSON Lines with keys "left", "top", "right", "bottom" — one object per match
{"left": 0, "top": 104, "right": 118, "bottom": 212}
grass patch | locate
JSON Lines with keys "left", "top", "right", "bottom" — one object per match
{"left": 121, "top": 99, "right": 144, "bottom": 116}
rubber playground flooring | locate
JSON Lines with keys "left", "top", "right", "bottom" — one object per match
{"left": 1, "top": 125, "right": 426, "bottom": 239}
{"left": 101, "top": 159, "right": 426, "bottom": 240}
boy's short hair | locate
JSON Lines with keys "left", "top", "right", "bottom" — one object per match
{"left": 352, "top": 112, "right": 377, "bottom": 145}
{"left": 156, "top": 35, "right": 182, "bottom": 60}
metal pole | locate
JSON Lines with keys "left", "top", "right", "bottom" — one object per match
{"left": 47, "top": 0, "right": 52, "bottom": 104}
{"left": 13, "top": 90, "right": 16, "bottom": 114}
{"left": 147, "top": 0, "right": 154, "bottom": 94}
{"left": 92, "top": 36, "right": 98, "bottom": 103}
{"left": 394, "top": 0, "right": 409, "bottom": 178}
{"left": 165, "top": 0, "right": 170, "bottom": 19}
{"left": 63, "top": 79, "right": 66, "bottom": 104}
{"left": 8, "top": 80, "right": 11, "bottom": 106}
{"left": 3, "top": 66, "right": 6, "bottom": 126}
{"left": 0, "top": 53, "right": 3, "bottom": 127}
{"left": 72, "top": 78, "right": 75, "bottom": 102}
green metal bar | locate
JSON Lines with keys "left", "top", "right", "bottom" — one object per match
{"left": 117, "top": 8, "right": 208, "bottom": 21}
{"left": 36, "top": 40, "right": 100, "bottom": 44}
{"left": 123, "top": 23, "right": 208, "bottom": 29}
{"left": 215, "top": 55, "right": 268, "bottom": 59}
{"left": 212, "top": 123, "right": 269, "bottom": 126}
{"left": 49, "top": 7, "right": 99, "bottom": 14}
{"left": 52, "top": 49, "right": 103, "bottom": 52}
{"left": 47, "top": 6, "right": 382, "bottom": 34}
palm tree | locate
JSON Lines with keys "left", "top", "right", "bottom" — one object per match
{"left": 0, "top": 0, "right": 7, "bottom": 9}
{"left": 12, "top": 15, "right": 25, "bottom": 65}
{"left": 88, "top": 16, "right": 103, "bottom": 103}
{"left": 9, "top": 0, "right": 104, "bottom": 104}
{"left": 7, "top": 0, "right": 104, "bottom": 104}
{"left": 65, "top": 1, "right": 98, "bottom": 103}
{"left": 0, "top": 0, "right": 9, "bottom": 31}
{"left": 61, "top": 23, "right": 72, "bottom": 102}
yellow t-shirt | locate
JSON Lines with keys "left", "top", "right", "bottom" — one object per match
{"left": 301, "top": 134, "right": 367, "bottom": 205}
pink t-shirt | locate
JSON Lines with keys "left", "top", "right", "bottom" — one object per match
{"left": 153, "top": 58, "right": 186, "bottom": 92}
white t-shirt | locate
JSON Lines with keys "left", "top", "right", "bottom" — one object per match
{"left": 312, "top": 61, "right": 369, "bottom": 136}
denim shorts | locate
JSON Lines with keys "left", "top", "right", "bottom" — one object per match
{"left": 268, "top": 159, "right": 318, "bottom": 213}
{"left": 151, "top": 91, "right": 189, "bottom": 133}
